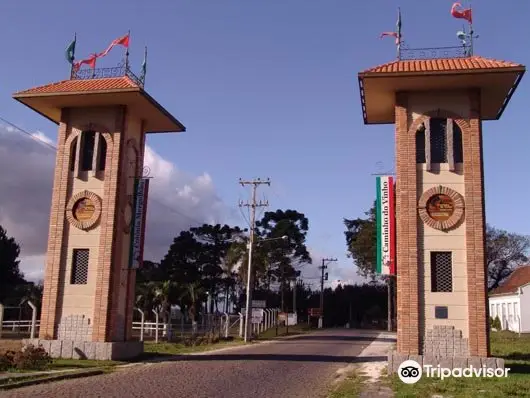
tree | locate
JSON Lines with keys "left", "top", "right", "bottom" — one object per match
{"left": 159, "top": 230, "right": 203, "bottom": 286}
{"left": 344, "top": 203, "right": 377, "bottom": 279}
{"left": 0, "top": 225, "right": 24, "bottom": 302}
{"left": 189, "top": 224, "right": 246, "bottom": 312}
{"left": 256, "top": 210, "right": 312, "bottom": 310}
{"left": 487, "top": 225, "right": 530, "bottom": 290}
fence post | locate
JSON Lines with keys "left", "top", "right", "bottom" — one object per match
{"left": 166, "top": 311, "right": 172, "bottom": 342}
{"left": 0, "top": 303, "right": 4, "bottom": 339}
{"left": 27, "top": 301, "right": 37, "bottom": 340}
{"left": 136, "top": 308, "right": 145, "bottom": 341}
{"left": 152, "top": 309, "right": 159, "bottom": 343}
{"left": 223, "top": 313, "right": 229, "bottom": 338}
{"left": 238, "top": 312, "right": 243, "bottom": 338}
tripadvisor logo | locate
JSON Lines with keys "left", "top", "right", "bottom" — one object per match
{"left": 398, "top": 360, "right": 510, "bottom": 384}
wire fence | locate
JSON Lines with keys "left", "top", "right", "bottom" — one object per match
{"left": 0, "top": 307, "right": 284, "bottom": 343}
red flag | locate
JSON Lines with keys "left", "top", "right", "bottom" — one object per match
{"left": 380, "top": 31, "right": 399, "bottom": 45}
{"left": 73, "top": 53, "right": 97, "bottom": 70}
{"left": 451, "top": 2, "right": 472, "bottom": 24}
{"left": 98, "top": 33, "right": 130, "bottom": 58}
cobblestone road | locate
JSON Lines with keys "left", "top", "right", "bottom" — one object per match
{"left": 1, "top": 329, "right": 393, "bottom": 398}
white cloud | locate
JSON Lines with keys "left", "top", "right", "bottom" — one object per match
{"left": 0, "top": 124, "right": 229, "bottom": 282}
{"left": 298, "top": 248, "right": 367, "bottom": 290}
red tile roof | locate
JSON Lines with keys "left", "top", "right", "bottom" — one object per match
{"left": 490, "top": 266, "right": 530, "bottom": 296}
{"left": 360, "top": 56, "right": 524, "bottom": 75}
{"left": 13, "top": 76, "right": 139, "bottom": 96}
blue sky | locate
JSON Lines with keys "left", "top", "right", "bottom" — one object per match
{"left": 1, "top": 1, "right": 529, "bottom": 284}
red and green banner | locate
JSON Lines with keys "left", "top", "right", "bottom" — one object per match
{"left": 376, "top": 176, "right": 396, "bottom": 275}
{"left": 73, "top": 32, "right": 130, "bottom": 71}
{"left": 129, "top": 178, "right": 149, "bottom": 269}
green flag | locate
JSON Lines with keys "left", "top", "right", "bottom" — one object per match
{"left": 141, "top": 46, "right": 147, "bottom": 78}
{"left": 65, "top": 35, "right": 76, "bottom": 64}
{"left": 396, "top": 8, "right": 402, "bottom": 41}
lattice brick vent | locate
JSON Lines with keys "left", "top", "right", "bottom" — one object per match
{"left": 431, "top": 252, "right": 452, "bottom": 292}
{"left": 71, "top": 249, "right": 89, "bottom": 284}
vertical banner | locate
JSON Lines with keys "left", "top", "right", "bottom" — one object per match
{"left": 129, "top": 178, "right": 150, "bottom": 269}
{"left": 376, "top": 176, "right": 396, "bottom": 275}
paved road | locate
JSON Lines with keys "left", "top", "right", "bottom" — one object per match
{"left": 1, "top": 329, "right": 393, "bottom": 398}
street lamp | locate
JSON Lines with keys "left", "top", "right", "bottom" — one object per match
{"left": 244, "top": 235, "right": 288, "bottom": 342}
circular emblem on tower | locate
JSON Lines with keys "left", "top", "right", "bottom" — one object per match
{"left": 418, "top": 186, "right": 464, "bottom": 231}
{"left": 66, "top": 190, "right": 102, "bottom": 231}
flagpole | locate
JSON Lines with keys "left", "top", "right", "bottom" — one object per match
{"left": 142, "top": 46, "right": 147, "bottom": 85}
{"left": 468, "top": 0, "right": 473, "bottom": 55}
{"left": 70, "top": 32, "right": 76, "bottom": 78}
{"left": 397, "top": 7, "right": 402, "bottom": 60}
{"left": 125, "top": 30, "right": 131, "bottom": 71}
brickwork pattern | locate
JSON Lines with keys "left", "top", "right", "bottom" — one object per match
{"left": 418, "top": 185, "right": 465, "bottom": 231}
{"left": 397, "top": 96, "right": 490, "bottom": 358}
{"left": 57, "top": 315, "right": 93, "bottom": 341}
{"left": 92, "top": 107, "right": 125, "bottom": 342}
{"left": 39, "top": 109, "right": 72, "bottom": 339}
{"left": 422, "top": 325, "right": 469, "bottom": 357}
{"left": 65, "top": 190, "right": 102, "bottom": 231}
{"left": 464, "top": 90, "right": 490, "bottom": 357}
{"left": 395, "top": 94, "right": 420, "bottom": 354}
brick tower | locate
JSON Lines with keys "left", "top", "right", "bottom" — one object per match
{"left": 359, "top": 48, "right": 525, "bottom": 370}
{"left": 13, "top": 56, "right": 185, "bottom": 360}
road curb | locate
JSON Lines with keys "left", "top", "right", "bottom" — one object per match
{"left": 0, "top": 369, "right": 106, "bottom": 390}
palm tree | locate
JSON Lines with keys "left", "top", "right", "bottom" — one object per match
{"left": 220, "top": 241, "right": 247, "bottom": 312}
{"left": 181, "top": 281, "right": 204, "bottom": 335}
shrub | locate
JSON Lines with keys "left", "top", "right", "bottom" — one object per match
{"left": 0, "top": 353, "right": 12, "bottom": 371}
{"left": 11, "top": 344, "right": 52, "bottom": 370}
{"left": 490, "top": 316, "right": 502, "bottom": 330}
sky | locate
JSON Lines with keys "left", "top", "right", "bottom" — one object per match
{"left": 0, "top": 1, "right": 529, "bottom": 288}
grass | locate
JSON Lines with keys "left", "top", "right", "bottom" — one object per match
{"left": 257, "top": 323, "right": 312, "bottom": 340}
{"left": 143, "top": 338, "right": 246, "bottom": 356}
{"left": 390, "top": 331, "right": 530, "bottom": 398}
{"left": 328, "top": 370, "right": 368, "bottom": 398}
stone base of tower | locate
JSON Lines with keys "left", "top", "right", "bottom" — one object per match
{"left": 387, "top": 325, "right": 504, "bottom": 374}
{"left": 23, "top": 339, "right": 143, "bottom": 361}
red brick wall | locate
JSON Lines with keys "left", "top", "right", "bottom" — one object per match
{"left": 92, "top": 106, "right": 125, "bottom": 342}
{"left": 394, "top": 90, "right": 490, "bottom": 357}
{"left": 39, "top": 109, "right": 71, "bottom": 339}
{"left": 395, "top": 93, "right": 420, "bottom": 354}
{"left": 463, "top": 89, "right": 489, "bottom": 357}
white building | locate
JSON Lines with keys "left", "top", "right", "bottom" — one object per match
{"left": 489, "top": 266, "right": 530, "bottom": 333}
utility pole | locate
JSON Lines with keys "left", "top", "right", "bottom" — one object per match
{"left": 318, "top": 257, "right": 337, "bottom": 329}
{"left": 239, "top": 178, "right": 270, "bottom": 342}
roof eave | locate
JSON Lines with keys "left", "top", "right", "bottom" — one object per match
{"left": 358, "top": 67, "right": 526, "bottom": 125}
{"left": 13, "top": 97, "right": 60, "bottom": 125}
{"left": 13, "top": 88, "right": 186, "bottom": 134}
{"left": 489, "top": 291, "right": 518, "bottom": 297}
{"left": 358, "top": 66, "right": 526, "bottom": 79}
{"left": 139, "top": 90, "right": 186, "bottom": 133}
{"left": 12, "top": 87, "right": 141, "bottom": 99}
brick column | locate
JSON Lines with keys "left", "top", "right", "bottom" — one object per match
{"left": 39, "top": 109, "right": 71, "bottom": 339}
{"left": 395, "top": 93, "right": 420, "bottom": 354}
{"left": 92, "top": 106, "right": 125, "bottom": 342}
{"left": 464, "top": 89, "right": 490, "bottom": 357}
